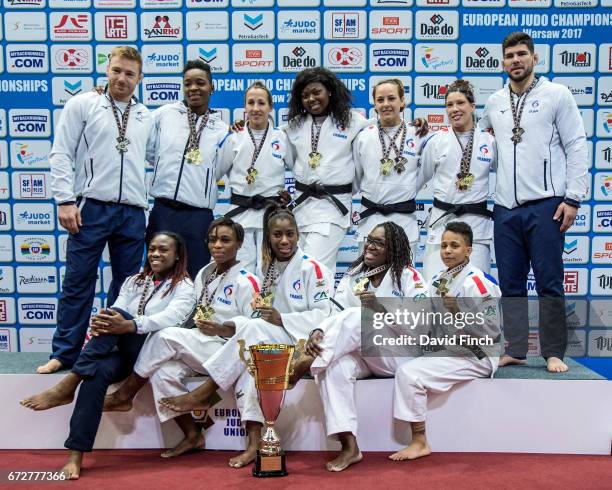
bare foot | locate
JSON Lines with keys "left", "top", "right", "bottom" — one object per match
{"left": 228, "top": 447, "right": 257, "bottom": 468}
{"left": 546, "top": 357, "right": 568, "bottom": 373}
{"left": 61, "top": 451, "right": 82, "bottom": 480}
{"left": 288, "top": 355, "right": 315, "bottom": 388}
{"left": 389, "top": 440, "right": 432, "bottom": 461}
{"left": 20, "top": 385, "right": 74, "bottom": 411}
{"left": 325, "top": 449, "right": 363, "bottom": 472}
{"left": 36, "top": 359, "right": 63, "bottom": 374}
{"left": 161, "top": 432, "right": 205, "bottom": 458}
{"left": 103, "top": 391, "right": 133, "bottom": 412}
{"left": 159, "top": 392, "right": 211, "bottom": 413}
{"left": 498, "top": 355, "right": 527, "bottom": 367}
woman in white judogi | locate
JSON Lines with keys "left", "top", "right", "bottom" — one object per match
{"left": 21, "top": 232, "right": 195, "bottom": 479}
{"left": 390, "top": 221, "right": 501, "bottom": 462}
{"left": 283, "top": 68, "right": 368, "bottom": 274}
{"left": 217, "top": 81, "right": 294, "bottom": 277}
{"left": 354, "top": 79, "right": 428, "bottom": 256}
{"left": 159, "top": 206, "right": 334, "bottom": 469}
{"left": 420, "top": 80, "right": 497, "bottom": 281}
{"left": 103, "top": 218, "right": 260, "bottom": 458}
{"left": 291, "top": 222, "right": 427, "bottom": 472}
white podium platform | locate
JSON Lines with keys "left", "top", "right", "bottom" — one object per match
{"left": 4, "top": 373, "right": 611, "bottom": 455}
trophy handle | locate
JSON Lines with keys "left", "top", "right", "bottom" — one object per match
{"left": 288, "top": 339, "right": 306, "bottom": 376}
{"left": 238, "top": 339, "right": 255, "bottom": 376}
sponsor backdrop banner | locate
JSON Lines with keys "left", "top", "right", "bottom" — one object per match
{"left": 0, "top": 0, "right": 610, "bottom": 354}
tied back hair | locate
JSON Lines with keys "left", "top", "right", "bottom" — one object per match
{"left": 444, "top": 79, "right": 476, "bottom": 105}
{"left": 261, "top": 204, "right": 298, "bottom": 273}
{"left": 348, "top": 222, "right": 413, "bottom": 292}
{"left": 136, "top": 231, "right": 189, "bottom": 296}
{"left": 287, "top": 67, "right": 352, "bottom": 130}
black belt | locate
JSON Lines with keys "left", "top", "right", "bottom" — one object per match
{"left": 430, "top": 198, "right": 493, "bottom": 227}
{"left": 359, "top": 197, "right": 416, "bottom": 221}
{"left": 291, "top": 181, "right": 353, "bottom": 216}
{"left": 155, "top": 197, "right": 202, "bottom": 211}
{"left": 224, "top": 193, "right": 281, "bottom": 220}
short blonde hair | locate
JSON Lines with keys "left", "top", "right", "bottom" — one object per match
{"left": 109, "top": 46, "right": 142, "bottom": 72}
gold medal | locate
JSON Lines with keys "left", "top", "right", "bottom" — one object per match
{"left": 308, "top": 151, "right": 322, "bottom": 169}
{"left": 194, "top": 304, "right": 215, "bottom": 322}
{"left": 246, "top": 167, "right": 258, "bottom": 185}
{"left": 186, "top": 147, "right": 202, "bottom": 165}
{"left": 252, "top": 291, "right": 275, "bottom": 311}
{"left": 456, "top": 173, "right": 475, "bottom": 191}
{"left": 353, "top": 277, "right": 370, "bottom": 294}
{"left": 394, "top": 157, "right": 407, "bottom": 174}
{"left": 380, "top": 158, "right": 394, "bottom": 176}
{"left": 435, "top": 278, "right": 449, "bottom": 297}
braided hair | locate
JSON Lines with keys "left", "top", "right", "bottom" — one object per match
{"left": 349, "top": 222, "right": 413, "bottom": 291}
{"left": 261, "top": 204, "right": 299, "bottom": 273}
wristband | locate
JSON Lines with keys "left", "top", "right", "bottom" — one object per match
{"left": 563, "top": 198, "right": 580, "bottom": 209}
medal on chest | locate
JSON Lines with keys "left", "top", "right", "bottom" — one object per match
{"left": 185, "top": 107, "right": 209, "bottom": 165}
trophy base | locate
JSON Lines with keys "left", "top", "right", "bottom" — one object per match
{"left": 252, "top": 450, "right": 288, "bottom": 477}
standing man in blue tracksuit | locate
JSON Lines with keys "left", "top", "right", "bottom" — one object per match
{"left": 40, "top": 46, "right": 154, "bottom": 374}
{"left": 479, "top": 32, "right": 589, "bottom": 373}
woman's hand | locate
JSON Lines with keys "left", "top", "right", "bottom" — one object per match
{"left": 359, "top": 291, "right": 385, "bottom": 313}
{"left": 305, "top": 329, "right": 324, "bottom": 357}
{"left": 196, "top": 319, "right": 235, "bottom": 337}
{"left": 443, "top": 294, "right": 460, "bottom": 315}
{"left": 90, "top": 309, "right": 136, "bottom": 336}
{"left": 257, "top": 305, "right": 283, "bottom": 326}
{"left": 231, "top": 119, "right": 245, "bottom": 132}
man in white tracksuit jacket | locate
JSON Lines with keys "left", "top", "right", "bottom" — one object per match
{"left": 43, "top": 47, "right": 155, "bottom": 374}
{"left": 479, "top": 32, "right": 589, "bottom": 373}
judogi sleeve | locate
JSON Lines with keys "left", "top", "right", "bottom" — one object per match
{"left": 236, "top": 272, "right": 261, "bottom": 318}
{"left": 333, "top": 274, "right": 359, "bottom": 311}
{"left": 457, "top": 276, "right": 502, "bottom": 344}
{"left": 280, "top": 261, "right": 334, "bottom": 339}
{"left": 215, "top": 131, "right": 234, "bottom": 181}
{"left": 110, "top": 276, "right": 137, "bottom": 312}
{"left": 555, "top": 86, "right": 589, "bottom": 203}
{"left": 49, "top": 95, "right": 85, "bottom": 204}
{"left": 279, "top": 130, "right": 295, "bottom": 171}
{"left": 136, "top": 280, "right": 197, "bottom": 334}
{"left": 146, "top": 107, "right": 161, "bottom": 166}
{"left": 352, "top": 133, "right": 364, "bottom": 192}
{"left": 417, "top": 132, "right": 439, "bottom": 190}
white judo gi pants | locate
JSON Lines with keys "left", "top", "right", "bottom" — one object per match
{"left": 393, "top": 354, "right": 495, "bottom": 423}
{"left": 134, "top": 327, "right": 225, "bottom": 422}
{"left": 422, "top": 241, "right": 491, "bottom": 282}
{"left": 203, "top": 317, "right": 298, "bottom": 426}
{"left": 311, "top": 308, "right": 421, "bottom": 438}
{"left": 298, "top": 223, "right": 347, "bottom": 276}
{"left": 236, "top": 228, "right": 264, "bottom": 277}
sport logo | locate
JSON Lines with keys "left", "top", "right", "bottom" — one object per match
{"left": 53, "top": 14, "right": 89, "bottom": 36}
{"left": 15, "top": 143, "right": 45, "bottom": 166}
{"left": 313, "top": 291, "right": 328, "bottom": 303}
{"left": 430, "top": 14, "right": 444, "bottom": 25}
{"left": 199, "top": 47, "right": 217, "bottom": 63}
{"left": 243, "top": 13, "right": 263, "bottom": 31}
{"left": 290, "top": 279, "right": 303, "bottom": 300}
{"left": 55, "top": 48, "right": 89, "bottom": 68}
{"left": 604, "top": 112, "right": 612, "bottom": 134}
{"left": 475, "top": 47, "right": 489, "bottom": 58}
{"left": 20, "top": 238, "right": 51, "bottom": 259}
{"left": 332, "top": 13, "right": 360, "bottom": 39}
{"left": 293, "top": 46, "right": 305, "bottom": 57}
{"left": 559, "top": 50, "right": 591, "bottom": 68}
{"left": 420, "top": 83, "right": 447, "bottom": 99}
{"left": 328, "top": 47, "right": 363, "bottom": 66}
{"left": 144, "top": 16, "right": 180, "bottom": 40}
{"left": 105, "top": 16, "right": 128, "bottom": 39}
{"left": 564, "top": 239, "right": 578, "bottom": 254}
{"left": 600, "top": 175, "right": 612, "bottom": 197}
{"left": 64, "top": 80, "right": 82, "bottom": 96}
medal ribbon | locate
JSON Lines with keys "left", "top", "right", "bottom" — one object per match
{"left": 198, "top": 267, "right": 229, "bottom": 309}
{"left": 246, "top": 122, "right": 269, "bottom": 178}
{"left": 377, "top": 121, "right": 406, "bottom": 162}
{"left": 261, "top": 260, "right": 280, "bottom": 296}
{"left": 137, "top": 275, "right": 168, "bottom": 316}
{"left": 310, "top": 117, "right": 326, "bottom": 156}
{"left": 508, "top": 77, "right": 539, "bottom": 145}
{"left": 109, "top": 95, "right": 132, "bottom": 152}
{"left": 454, "top": 128, "right": 475, "bottom": 178}
{"left": 435, "top": 260, "right": 469, "bottom": 296}
{"left": 187, "top": 106, "right": 209, "bottom": 151}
